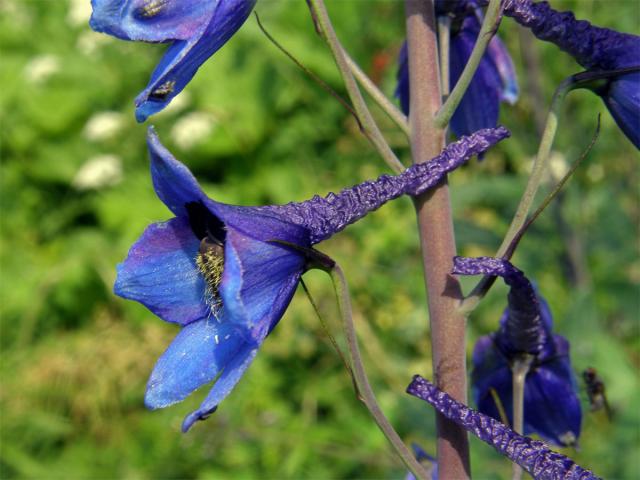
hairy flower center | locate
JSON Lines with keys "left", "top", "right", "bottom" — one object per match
{"left": 135, "top": 0, "right": 167, "bottom": 19}
{"left": 196, "top": 237, "right": 224, "bottom": 315}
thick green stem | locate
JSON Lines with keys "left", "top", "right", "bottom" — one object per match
{"left": 433, "top": 0, "right": 502, "bottom": 128}
{"left": 511, "top": 355, "right": 533, "bottom": 480}
{"left": 405, "top": 1, "right": 470, "bottom": 478}
{"left": 328, "top": 265, "right": 428, "bottom": 480}
{"left": 307, "top": 0, "right": 405, "bottom": 174}
{"left": 343, "top": 52, "right": 411, "bottom": 138}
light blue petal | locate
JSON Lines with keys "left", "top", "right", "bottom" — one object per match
{"left": 181, "top": 341, "right": 259, "bottom": 432}
{"left": 90, "top": 0, "right": 214, "bottom": 42}
{"left": 134, "top": 0, "right": 257, "bottom": 121}
{"left": 487, "top": 35, "right": 519, "bottom": 105}
{"left": 145, "top": 318, "right": 246, "bottom": 409}
{"left": 114, "top": 216, "right": 208, "bottom": 325}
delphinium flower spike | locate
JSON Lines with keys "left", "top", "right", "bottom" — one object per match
{"left": 396, "top": 0, "right": 518, "bottom": 137}
{"left": 502, "top": 0, "right": 640, "bottom": 148}
{"left": 90, "top": 0, "right": 256, "bottom": 122}
{"left": 115, "top": 126, "right": 509, "bottom": 432}
{"left": 452, "top": 256, "right": 581, "bottom": 447}
{"left": 407, "top": 376, "right": 601, "bottom": 480}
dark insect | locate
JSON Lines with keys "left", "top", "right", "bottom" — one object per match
{"left": 149, "top": 80, "right": 176, "bottom": 100}
{"left": 583, "top": 367, "right": 612, "bottom": 420}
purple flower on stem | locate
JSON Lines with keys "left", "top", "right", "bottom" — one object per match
{"left": 503, "top": 0, "right": 640, "bottom": 149}
{"left": 396, "top": 0, "right": 518, "bottom": 137}
{"left": 452, "top": 257, "right": 581, "bottom": 447}
{"left": 115, "top": 126, "right": 509, "bottom": 431}
{"left": 90, "top": 0, "right": 256, "bottom": 122}
{"left": 407, "top": 376, "right": 601, "bottom": 480}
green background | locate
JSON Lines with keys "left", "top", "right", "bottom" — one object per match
{"left": 1, "top": 0, "right": 638, "bottom": 478}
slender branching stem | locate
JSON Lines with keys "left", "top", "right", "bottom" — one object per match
{"left": 343, "top": 52, "right": 411, "bottom": 138}
{"left": 328, "top": 264, "right": 429, "bottom": 480}
{"left": 306, "top": 0, "right": 405, "bottom": 173}
{"left": 511, "top": 354, "right": 533, "bottom": 480}
{"left": 433, "top": 0, "right": 502, "bottom": 128}
{"left": 459, "top": 77, "right": 574, "bottom": 314}
{"left": 405, "top": 1, "right": 470, "bottom": 478}
{"left": 437, "top": 15, "right": 451, "bottom": 99}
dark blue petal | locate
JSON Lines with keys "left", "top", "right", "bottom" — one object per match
{"left": 471, "top": 335, "right": 512, "bottom": 419}
{"left": 134, "top": 0, "right": 256, "bottom": 121}
{"left": 182, "top": 339, "right": 259, "bottom": 432}
{"left": 522, "top": 348, "right": 582, "bottom": 447}
{"left": 221, "top": 228, "right": 306, "bottom": 333}
{"left": 114, "top": 216, "right": 209, "bottom": 325}
{"left": 90, "top": 0, "right": 214, "bottom": 42}
{"left": 472, "top": 334, "right": 581, "bottom": 447}
{"left": 602, "top": 72, "right": 640, "bottom": 149}
{"left": 147, "top": 127, "right": 312, "bottom": 247}
{"left": 395, "top": 42, "right": 410, "bottom": 116}
{"left": 449, "top": 15, "right": 503, "bottom": 137}
{"left": 145, "top": 318, "right": 247, "bottom": 408}
{"left": 148, "top": 126, "right": 208, "bottom": 218}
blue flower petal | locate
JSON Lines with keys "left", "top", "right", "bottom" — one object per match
{"left": 472, "top": 334, "right": 581, "bottom": 447}
{"left": 222, "top": 228, "right": 306, "bottom": 333}
{"left": 395, "top": 42, "right": 410, "bottom": 115}
{"left": 134, "top": 0, "right": 257, "bottom": 121}
{"left": 181, "top": 340, "right": 259, "bottom": 432}
{"left": 522, "top": 349, "right": 582, "bottom": 446}
{"left": 148, "top": 126, "right": 208, "bottom": 217}
{"left": 147, "top": 126, "right": 312, "bottom": 247}
{"left": 89, "top": 0, "right": 214, "bottom": 42}
{"left": 449, "top": 15, "right": 503, "bottom": 137}
{"left": 114, "top": 216, "right": 208, "bottom": 325}
{"left": 602, "top": 72, "right": 640, "bottom": 149}
{"left": 486, "top": 35, "right": 519, "bottom": 104}
{"left": 145, "top": 318, "right": 246, "bottom": 409}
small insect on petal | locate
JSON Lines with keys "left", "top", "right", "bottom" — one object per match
{"left": 136, "top": 0, "right": 169, "bottom": 19}
{"left": 150, "top": 80, "right": 176, "bottom": 100}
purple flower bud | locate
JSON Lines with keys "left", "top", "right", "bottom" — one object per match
{"left": 454, "top": 257, "right": 581, "bottom": 446}
{"left": 407, "top": 375, "right": 600, "bottom": 480}
{"left": 90, "top": 0, "right": 256, "bottom": 122}
{"left": 502, "top": 0, "right": 640, "bottom": 149}
{"left": 396, "top": 0, "right": 518, "bottom": 138}
{"left": 114, "top": 126, "right": 509, "bottom": 431}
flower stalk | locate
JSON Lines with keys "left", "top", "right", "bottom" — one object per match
{"left": 343, "top": 52, "right": 411, "bottom": 139}
{"left": 459, "top": 75, "right": 573, "bottom": 314}
{"left": 511, "top": 354, "right": 533, "bottom": 480}
{"left": 405, "top": 1, "right": 470, "bottom": 478}
{"left": 328, "top": 264, "right": 429, "bottom": 480}
{"left": 306, "top": 0, "right": 405, "bottom": 173}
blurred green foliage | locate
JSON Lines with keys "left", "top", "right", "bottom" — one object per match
{"left": 1, "top": 0, "right": 638, "bottom": 478}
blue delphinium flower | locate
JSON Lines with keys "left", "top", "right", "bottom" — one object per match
{"left": 503, "top": 0, "right": 640, "bottom": 149}
{"left": 407, "top": 376, "right": 601, "bottom": 480}
{"left": 90, "top": 0, "right": 256, "bottom": 122}
{"left": 115, "top": 126, "right": 509, "bottom": 431}
{"left": 396, "top": 0, "right": 518, "bottom": 138}
{"left": 452, "top": 256, "right": 581, "bottom": 447}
